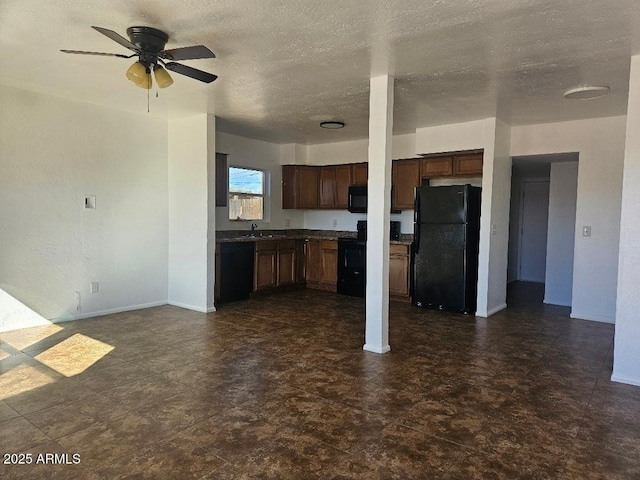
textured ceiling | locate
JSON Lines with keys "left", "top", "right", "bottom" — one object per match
{"left": 2, "top": 0, "right": 640, "bottom": 144}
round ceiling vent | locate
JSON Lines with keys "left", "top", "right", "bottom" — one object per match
{"left": 564, "top": 85, "right": 610, "bottom": 100}
{"left": 320, "top": 121, "right": 345, "bottom": 129}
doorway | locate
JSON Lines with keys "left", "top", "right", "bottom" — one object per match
{"left": 518, "top": 179, "right": 550, "bottom": 283}
{"left": 507, "top": 154, "right": 579, "bottom": 308}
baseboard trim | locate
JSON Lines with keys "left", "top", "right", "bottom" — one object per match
{"left": 570, "top": 311, "right": 615, "bottom": 324}
{"left": 53, "top": 301, "right": 168, "bottom": 323}
{"left": 363, "top": 344, "right": 391, "bottom": 354}
{"left": 543, "top": 297, "right": 571, "bottom": 307}
{"left": 476, "top": 303, "right": 507, "bottom": 318}
{"left": 167, "top": 301, "right": 210, "bottom": 313}
{"left": 611, "top": 374, "right": 640, "bottom": 387}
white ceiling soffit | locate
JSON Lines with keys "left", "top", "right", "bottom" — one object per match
{"left": 1, "top": 0, "right": 640, "bottom": 144}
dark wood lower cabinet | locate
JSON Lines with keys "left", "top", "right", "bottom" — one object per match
{"left": 254, "top": 239, "right": 305, "bottom": 292}
{"left": 217, "top": 238, "right": 410, "bottom": 302}
{"left": 254, "top": 241, "right": 278, "bottom": 291}
{"left": 306, "top": 239, "right": 337, "bottom": 292}
{"left": 277, "top": 240, "right": 296, "bottom": 286}
{"left": 389, "top": 244, "right": 411, "bottom": 301}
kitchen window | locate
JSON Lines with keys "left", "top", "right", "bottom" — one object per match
{"left": 228, "top": 166, "right": 266, "bottom": 221}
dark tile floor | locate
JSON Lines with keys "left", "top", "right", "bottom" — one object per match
{"left": 1, "top": 282, "right": 639, "bottom": 479}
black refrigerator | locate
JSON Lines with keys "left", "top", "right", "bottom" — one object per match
{"left": 412, "top": 184, "right": 481, "bottom": 314}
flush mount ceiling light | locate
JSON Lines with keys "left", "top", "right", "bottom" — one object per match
{"left": 564, "top": 85, "right": 610, "bottom": 100}
{"left": 320, "top": 121, "right": 345, "bottom": 129}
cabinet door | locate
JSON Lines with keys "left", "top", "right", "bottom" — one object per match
{"left": 389, "top": 244, "right": 410, "bottom": 297}
{"left": 306, "top": 239, "right": 321, "bottom": 284}
{"left": 277, "top": 247, "right": 296, "bottom": 286}
{"left": 320, "top": 240, "right": 338, "bottom": 290}
{"left": 254, "top": 248, "right": 277, "bottom": 291}
{"left": 282, "top": 165, "right": 297, "bottom": 209}
{"left": 334, "top": 165, "right": 351, "bottom": 209}
{"left": 453, "top": 153, "right": 483, "bottom": 176}
{"left": 319, "top": 166, "right": 337, "bottom": 209}
{"left": 392, "top": 159, "right": 421, "bottom": 211}
{"left": 297, "top": 166, "right": 320, "bottom": 209}
{"left": 421, "top": 157, "right": 453, "bottom": 178}
{"left": 351, "top": 162, "right": 368, "bottom": 185}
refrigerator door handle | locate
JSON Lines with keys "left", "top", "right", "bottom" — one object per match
{"left": 414, "top": 223, "right": 420, "bottom": 254}
{"left": 414, "top": 188, "right": 420, "bottom": 224}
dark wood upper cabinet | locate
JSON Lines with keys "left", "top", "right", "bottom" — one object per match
{"left": 282, "top": 165, "right": 319, "bottom": 209}
{"left": 319, "top": 164, "right": 352, "bottom": 209}
{"left": 319, "top": 166, "right": 337, "bottom": 209}
{"left": 215, "top": 153, "right": 228, "bottom": 207}
{"left": 334, "top": 164, "right": 351, "bottom": 209}
{"left": 392, "top": 158, "right": 421, "bottom": 211}
{"left": 421, "top": 156, "right": 453, "bottom": 179}
{"left": 350, "top": 162, "right": 368, "bottom": 185}
{"left": 453, "top": 153, "right": 484, "bottom": 176}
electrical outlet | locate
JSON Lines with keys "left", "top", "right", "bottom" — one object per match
{"left": 76, "top": 291, "right": 81, "bottom": 311}
{"left": 285, "top": 218, "right": 291, "bottom": 228}
{"left": 90, "top": 282, "right": 99, "bottom": 294}
{"left": 332, "top": 219, "right": 338, "bottom": 228}
{"left": 582, "top": 226, "right": 592, "bottom": 237}
{"left": 491, "top": 223, "right": 497, "bottom": 235}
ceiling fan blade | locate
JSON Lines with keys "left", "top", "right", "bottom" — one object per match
{"left": 165, "top": 62, "right": 218, "bottom": 83}
{"left": 91, "top": 26, "right": 138, "bottom": 52}
{"left": 160, "top": 45, "right": 216, "bottom": 61}
{"left": 60, "top": 49, "right": 132, "bottom": 58}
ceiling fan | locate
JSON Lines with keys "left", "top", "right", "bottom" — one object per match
{"left": 61, "top": 26, "right": 217, "bottom": 89}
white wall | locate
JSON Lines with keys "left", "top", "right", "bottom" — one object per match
{"left": 545, "top": 162, "right": 578, "bottom": 306}
{"left": 216, "top": 131, "right": 304, "bottom": 231}
{"left": 511, "top": 116, "right": 626, "bottom": 323}
{"left": 168, "top": 115, "right": 212, "bottom": 312}
{"left": 479, "top": 118, "right": 512, "bottom": 316}
{"left": 0, "top": 85, "right": 168, "bottom": 327}
{"left": 613, "top": 55, "right": 640, "bottom": 386}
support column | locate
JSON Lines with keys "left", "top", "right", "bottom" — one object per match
{"left": 363, "top": 75, "right": 394, "bottom": 354}
{"left": 168, "top": 114, "right": 217, "bottom": 313}
{"left": 612, "top": 55, "right": 640, "bottom": 386}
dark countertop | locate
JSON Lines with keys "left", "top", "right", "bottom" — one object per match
{"left": 216, "top": 229, "right": 413, "bottom": 245}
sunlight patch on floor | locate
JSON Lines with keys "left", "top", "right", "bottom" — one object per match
{"left": 34, "top": 333, "right": 114, "bottom": 377}
{"left": 0, "top": 287, "right": 59, "bottom": 338}
{"left": 0, "top": 323, "right": 63, "bottom": 351}
{"left": 0, "top": 362, "right": 59, "bottom": 400}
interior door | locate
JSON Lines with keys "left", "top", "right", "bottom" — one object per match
{"left": 519, "top": 180, "right": 550, "bottom": 283}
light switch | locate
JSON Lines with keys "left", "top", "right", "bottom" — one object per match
{"left": 582, "top": 226, "right": 592, "bottom": 237}
{"left": 84, "top": 195, "right": 96, "bottom": 210}
{"left": 491, "top": 224, "right": 497, "bottom": 235}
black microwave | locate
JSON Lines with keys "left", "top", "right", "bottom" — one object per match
{"left": 348, "top": 185, "right": 401, "bottom": 213}
{"left": 348, "top": 185, "right": 368, "bottom": 213}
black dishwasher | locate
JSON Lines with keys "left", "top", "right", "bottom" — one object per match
{"left": 218, "top": 242, "right": 255, "bottom": 304}
{"left": 337, "top": 238, "right": 366, "bottom": 298}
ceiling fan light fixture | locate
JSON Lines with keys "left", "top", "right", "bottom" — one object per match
{"left": 154, "top": 65, "right": 173, "bottom": 88}
{"left": 134, "top": 72, "right": 153, "bottom": 89}
{"left": 320, "top": 121, "right": 345, "bottom": 129}
{"left": 126, "top": 61, "right": 147, "bottom": 85}
{"left": 564, "top": 85, "right": 610, "bottom": 100}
